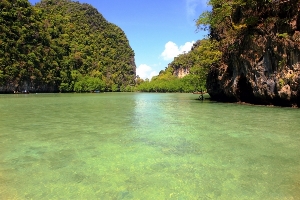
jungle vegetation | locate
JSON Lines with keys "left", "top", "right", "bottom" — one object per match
{"left": 136, "top": 39, "right": 221, "bottom": 93}
{"left": 3, "top": 0, "right": 288, "bottom": 94}
{"left": 137, "top": 0, "right": 300, "bottom": 93}
{"left": 0, "top": 0, "right": 136, "bottom": 93}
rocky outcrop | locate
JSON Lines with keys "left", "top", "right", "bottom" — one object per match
{"left": 0, "top": 82, "right": 59, "bottom": 94}
{"left": 173, "top": 67, "right": 189, "bottom": 78}
{"left": 170, "top": 41, "right": 201, "bottom": 78}
{"left": 206, "top": 0, "right": 300, "bottom": 107}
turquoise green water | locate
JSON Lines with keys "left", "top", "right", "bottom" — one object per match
{"left": 0, "top": 93, "right": 299, "bottom": 199}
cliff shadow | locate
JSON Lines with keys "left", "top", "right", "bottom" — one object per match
{"left": 237, "top": 73, "right": 257, "bottom": 104}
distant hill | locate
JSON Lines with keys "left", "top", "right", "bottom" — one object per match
{"left": 0, "top": 0, "right": 136, "bottom": 93}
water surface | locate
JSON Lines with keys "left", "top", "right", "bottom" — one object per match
{"left": 0, "top": 93, "right": 299, "bottom": 199}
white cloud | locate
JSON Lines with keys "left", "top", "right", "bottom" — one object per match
{"left": 149, "top": 71, "right": 159, "bottom": 79}
{"left": 186, "top": 0, "right": 206, "bottom": 19}
{"left": 160, "top": 41, "right": 195, "bottom": 61}
{"left": 136, "top": 64, "right": 158, "bottom": 80}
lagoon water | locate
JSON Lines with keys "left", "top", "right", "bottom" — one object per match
{"left": 0, "top": 93, "right": 299, "bottom": 199}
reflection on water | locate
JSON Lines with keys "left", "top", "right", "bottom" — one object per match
{"left": 0, "top": 93, "right": 299, "bottom": 199}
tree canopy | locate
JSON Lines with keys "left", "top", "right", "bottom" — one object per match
{"left": 0, "top": 0, "right": 136, "bottom": 93}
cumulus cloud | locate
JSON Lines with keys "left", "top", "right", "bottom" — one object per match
{"left": 161, "top": 41, "right": 195, "bottom": 61}
{"left": 136, "top": 64, "right": 158, "bottom": 80}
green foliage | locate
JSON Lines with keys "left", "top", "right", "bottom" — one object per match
{"left": 196, "top": 0, "right": 246, "bottom": 31}
{"left": 197, "top": 0, "right": 297, "bottom": 43}
{"left": 189, "top": 40, "right": 222, "bottom": 90}
{"left": 136, "top": 39, "right": 221, "bottom": 93}
{"left": 74, "top": 76, "right": 105, "bottom": 93}
{"left": 136, "top": 73, "right": 204, "bottom": 93}
{"left": 196, "top": 11, "right": 212, "bottom": 31}
{"left": 0, "top": 70, "right": 4, "bottom": 85}
{"left": 0, "top": 0, "right": 135, "bottom": 93}
{"left": 278, "top": 33, "right": 289, "bottom": 39}
{"left": 111, "top": 84, "right": 119, "bottom": 92}
{"left": 278, "top": 78, "right": 285, "bottom": 88}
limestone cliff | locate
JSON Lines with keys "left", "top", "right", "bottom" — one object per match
{"left": 0, "top": 0, "right": 136, "bottom": 93}
{"left": 206, "top": 0, "right": 300, "bottom": 107}
{"left": 173, "top": 67, "right": 190, "bottom": 78}
{"left": 170, "top": 41, "right": 201, "bottom": 78}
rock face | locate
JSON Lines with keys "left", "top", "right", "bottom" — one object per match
{"left": 206, "top": 0, "right": 300, "bottom": 107}
{"left": 173, "top": 67, "right": 189, "bottom": 78}
{"left": 170, "top": 41, "right": 201, "bottom": 78}
{"left": 0, "top": 82, "right": 58, "bottom": 94}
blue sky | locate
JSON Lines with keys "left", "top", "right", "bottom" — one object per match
{"left": 29, "top": 0, "right": 209, "bottom": 80}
